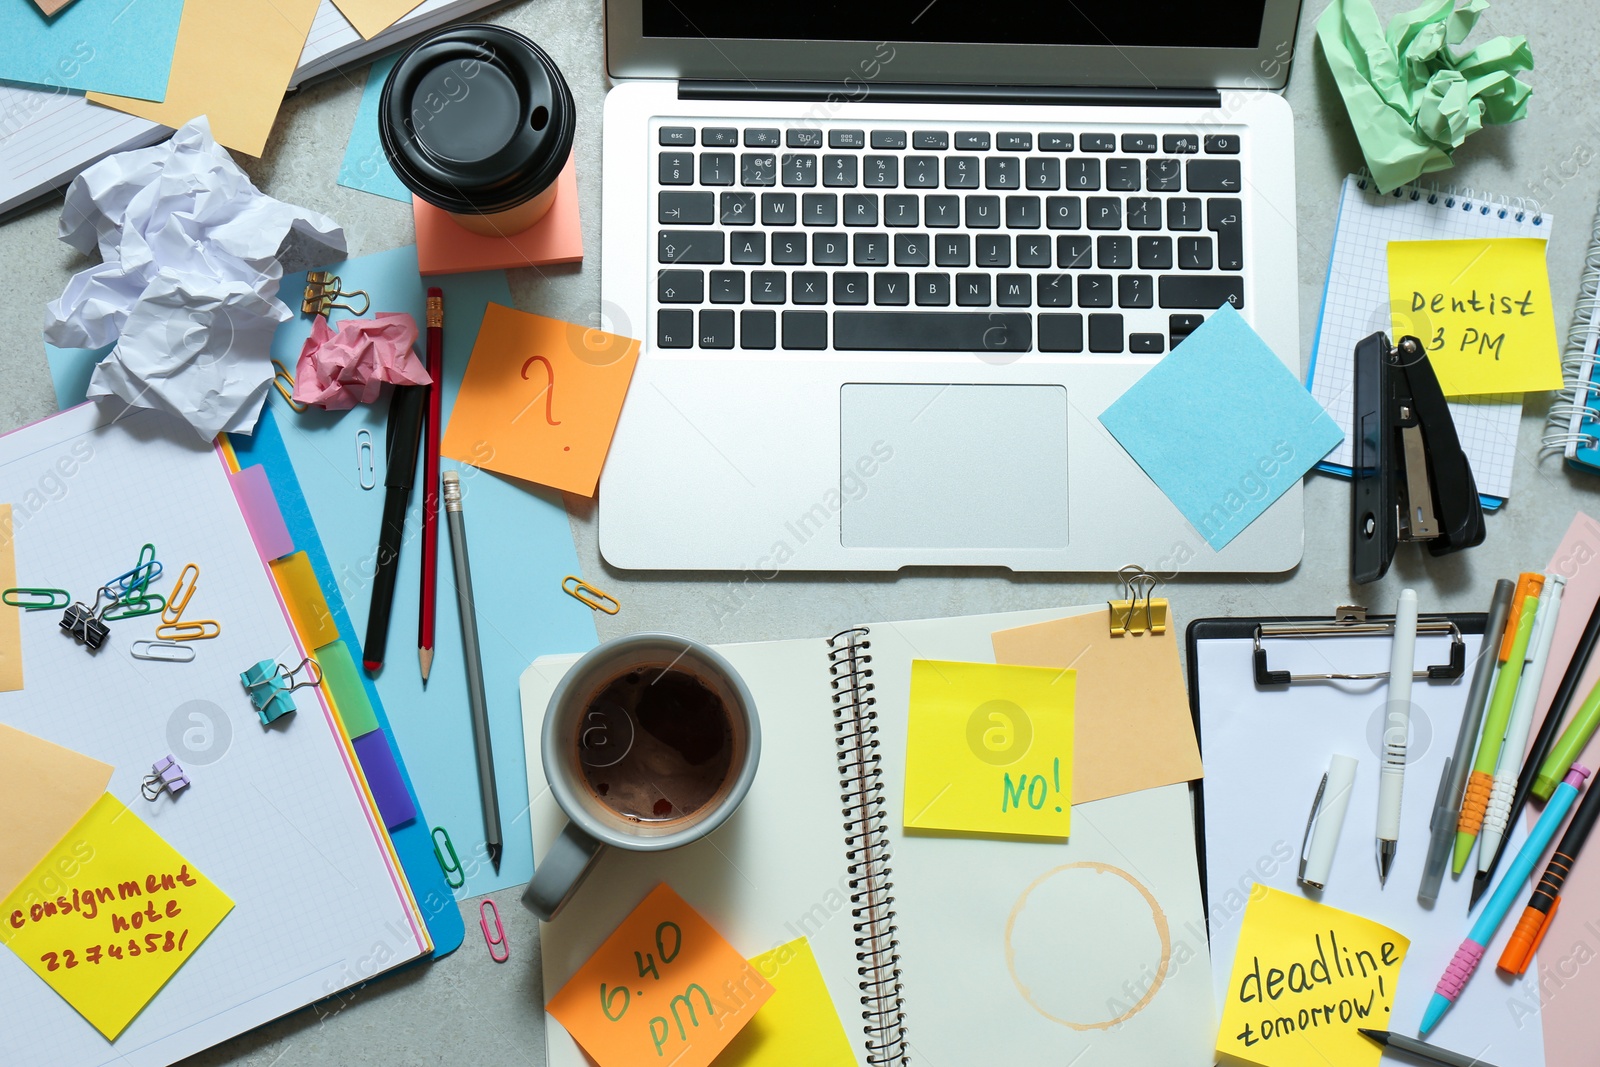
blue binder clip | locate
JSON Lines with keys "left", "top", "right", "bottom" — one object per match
{"left": 240, "top": 656, "right": 322, "bottom": 725}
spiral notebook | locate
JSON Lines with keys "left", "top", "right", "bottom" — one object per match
{"left": 521, "top": 608, "right": 1216, "bottom": 1067}
{"left": 1308, "top": 173, "right": 1555, "bottom": 506}
{"left": 1542, "top": 189, "right": 1600, "bottom": 472}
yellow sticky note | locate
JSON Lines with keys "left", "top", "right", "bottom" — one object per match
{"left": 547, "top": 883, "right": 773, "bottom": 1067}
{"left": 902, "top": 660, "right": 1074, "bottom": 838}
{"left": 0, "top": 503, "right": 22, "bottom": 692}
{"left": 1216, "top": 886, "right": 1408, "bottom": 1067}
{"left": 1388, "top": 238, "right": 1563, "bottom": 397}
{"left": 0, "top": 726, "right": 111, "bottom": 899}
{"left": 441, "top": 304, "right": 642, "bottom": 497}
{"left": 720, "top": 937, "right": 855, "bottom": 1067}
{"left": 0, "top": 794, "right": 233, "bottom": 1040}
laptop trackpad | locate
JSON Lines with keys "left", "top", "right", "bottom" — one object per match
{"left": 839, "top": 384, "right": 1068, "bottom": 550}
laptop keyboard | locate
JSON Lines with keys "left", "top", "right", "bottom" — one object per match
{"left": 652, "top": 122, "right": 1245, "bottom": 355}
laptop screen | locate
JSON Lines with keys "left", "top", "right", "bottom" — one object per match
{"left": 641, "top": 3, "right": 1269, "bottom": 51}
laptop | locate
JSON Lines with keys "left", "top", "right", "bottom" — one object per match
{"left": 597, "top": 1, "right": 1306, "bottom": 573}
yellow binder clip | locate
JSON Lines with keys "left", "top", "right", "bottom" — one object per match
{"left": 301, "top": 271, "right": 370, "bottom": 317}
{"left": 1108, "top": 566, "right": 1167, "bottom": 637}
{"left": 562, "top": 576, "right": 619, "bottom": 615}
{"left": 272, "top": 359, "right": 307, "bottom": 413}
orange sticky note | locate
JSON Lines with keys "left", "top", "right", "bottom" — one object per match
{"left": 547, "top": 883, "right": 773, "bottom": 1067}
{"left": 441, "top": 303, "right": 641, "bottom": 497}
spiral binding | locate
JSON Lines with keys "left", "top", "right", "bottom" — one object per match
{"left": 1541, "top": 194, "right": 1600, "bottom": 459}
{"left": 827, "top": 627, "right": 906, "bottom": 1067}
{"left": 1353, "top": 169, "right": 1545, "bottom": 224}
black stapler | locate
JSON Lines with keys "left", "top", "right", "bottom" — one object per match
{"left": 1351, "top": 332, "right": 1486, "bottom": 584}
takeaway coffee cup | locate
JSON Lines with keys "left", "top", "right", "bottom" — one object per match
{"left": 379, "top": 24, "right": 574, "bottom": 236}
{"left": 523, "top": 634, "right": 761, "bottom": 921}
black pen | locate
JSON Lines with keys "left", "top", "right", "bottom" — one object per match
{"left": 363, "top": 384, "right": 427, "bottom": 674}
{"left": 443, "top": 471, "right": 502, "bottom": 869}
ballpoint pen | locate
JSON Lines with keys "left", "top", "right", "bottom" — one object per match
{"left": 1360, "top": 1029, "right": 1503, "bottom": 1067}
{"left": 1421, "top": 764, "right": 1590, "bottom": 1034}
{"left": 1377, "top": 587, "right": 1417, "bottom": 886}
{"left": 1454, "top": 579, "right": 1542, "bottom": 874}
{"left": 1419, "top": 579, "right": 1513, "bottom": 906}
{"left": 418, "top": 287, "right": 443, "bottom": 683}
{"left": 1474, "top": 573, "right": 1564, "bottom": 906}
{"left": 1499, "top": 755, "right": 1600, "bottom": 974}
{"left": 1534, "top": 671, "right": 1600, "bottom": 804}
{"left": 363, "top": 383, "right": 428, "bottom": 674}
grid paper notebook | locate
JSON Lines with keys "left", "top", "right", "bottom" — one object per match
{"left": 0, "top": 403, "right": 428, "bottom": 1067}
{"left": 1308, "top": 173, "right": 1555, "bottom": 503}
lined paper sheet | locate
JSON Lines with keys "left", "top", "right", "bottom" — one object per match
{"left": 1308, "top": 174, "right": 1554, "bottom": 501}
{"left": 0, "top": 403, "right": 426, "bottom": 1067}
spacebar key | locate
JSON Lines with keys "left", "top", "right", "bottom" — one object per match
{"left": 1158, "top": 275, "right": 1244, "bottom": 310}
{"left": 833, "top": 311, "right": 1032, "bottom": 351}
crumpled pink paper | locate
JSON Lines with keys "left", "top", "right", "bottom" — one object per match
{"left": 291, "top": 312, "right": 431, "bottom": 409}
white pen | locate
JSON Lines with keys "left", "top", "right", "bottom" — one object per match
{"left": 1478, "top": 574, "right": 1565, "bottom": 879}
{"left": 1377, "top": 588, "right": 1418, "bottom": 885}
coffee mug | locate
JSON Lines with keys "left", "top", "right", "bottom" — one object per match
{"left": 523, "top": 633, "right": 761, "bottom": 920}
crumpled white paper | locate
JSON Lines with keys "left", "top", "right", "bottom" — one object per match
{"left": 43, "top": 117, "right": 345, "bottom": 440}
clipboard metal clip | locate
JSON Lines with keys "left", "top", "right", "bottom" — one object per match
{"left": 1351, "top": 332, "right": 1485, "bottom": 584}
{"left": 1108, "top": 565, "right": 1167, "bottom": 636}
{"left": 1253, "top": 605, "right": 1465, "bottom": 686}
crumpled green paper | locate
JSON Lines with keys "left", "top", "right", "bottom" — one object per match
{"left": 1318, "top": 0, "right": 1533, "bottom": 192}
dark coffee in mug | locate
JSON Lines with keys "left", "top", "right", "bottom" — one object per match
{"left": 576, "top": 665, "right": 734, "bottom": 825}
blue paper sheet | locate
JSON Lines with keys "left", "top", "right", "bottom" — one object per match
{"left": 2, "top": 0, "right": 185, "bottom": 101}
{"left": 1098, "top": 305, "right": 1345, "bottom": 552}
{"left": 336, "top": 55, "right": 412, "bottom": 204}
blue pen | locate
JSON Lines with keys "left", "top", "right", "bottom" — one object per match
{"left": 1420, "top": 764, "right": 1591, "bottom": 1035}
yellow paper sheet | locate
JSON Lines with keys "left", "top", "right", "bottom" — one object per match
{"left": 719, "top": 937, "right": 855, "bottom": 1067}
{"left": 440, "top": 304, "right": 642, "bottom": 497}
{"left": 902, "top": 660, "right": 1074, "bottom": 838}
{"left": 0, "top": 504, "right": 21, "bottom": 692}
{"left": 332, "top": 0, "right": 423, "bottom": 39}
{"left": 0, "top": 794, "right": 233, "bottom": 1040}
{"left": 1215, "top": 886, "right": 1408, "bottom": 1067}
{"left": 86, "top": 0, "right": 320, "bottom": 157}
{"left": 1388, "top": 237, "right": 1562, "bottom": 397}
{"left": 548, "top": 884, "right": 773, "bottom": 1067}
{"left": 992, "top": 611, "right": 1202, "bottom": 803}
{"left": 0, "top": 725, "right": 112, "bottom": 899}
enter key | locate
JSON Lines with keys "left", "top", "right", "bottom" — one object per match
{"left": 1208, "top": 197, "right": 1242, "bottom": 271}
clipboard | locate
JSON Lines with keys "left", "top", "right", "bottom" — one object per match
{"left": 1183, "top": 608, "right": 1558, "bottom": 1064}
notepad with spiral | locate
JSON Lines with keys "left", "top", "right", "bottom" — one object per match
{"left": 522, "top": 608, "right": 1216, "bottom": 1066}
{"left": 1541, "top": 191, "right": 1600, "bottom": 472}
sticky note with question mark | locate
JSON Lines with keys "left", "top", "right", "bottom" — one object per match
{"left": 441, "top": 304, "right": 641, "bottom": 496}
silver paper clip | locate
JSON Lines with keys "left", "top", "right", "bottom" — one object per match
{"left": 131, "top": 640, "right": 195, "bottom": 663}
{"left": 356, "top": 428, "right": 377, "bottom": 490}
{"left": 142, "top": 755, "right": 191, "bottom": 801}
{"left": 480, "top": 900, "right": 509, "bottom": 963}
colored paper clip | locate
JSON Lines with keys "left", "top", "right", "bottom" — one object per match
{"left": 563, "top": 575, "right": 620, "bottom": 615}
{"left": 240, "top": 656, "right": 323, "bottom": 725}
{"left": 2, "top": 587, "right": 70, "bottom": 611}
{"left": 433, "top": 826, "right": 465, "bottom": 889}
{"left": 107, "top": 554, "right": 162, "bottom": 600}
{"left": 101, "top": 592, "right": 166, "bottom": 621}
{"left": 480, "top": 900, "right": 509, "bottom": 963}
{"left": 59, "top": 588, "right": 114, "bottom": 650}
{"left": 302, "top": 271, "right": 370, "bottom": 317}
{"left": 272, "top": 359, "right": 308, "bottom": 413}
{"left": 131, "top": 640, "right": 195, "bottom": 663}
{"left": 162, "top": 563, "right": 200, "bottom": 624}
{"left": 356, "top": 428, "right": 377, "bottom": 490}
{"left": 1108, "top": 565, "right": 1167, "bottom": 636}
{"left": 141, "top": 755, "right": 190, "bottom": 801}
{"left": 157, "top": 619, "right": 221, "bottom": 641}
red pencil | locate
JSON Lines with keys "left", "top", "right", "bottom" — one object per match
{"left": 419, "top": 287, "right": 443, "bottom": 683}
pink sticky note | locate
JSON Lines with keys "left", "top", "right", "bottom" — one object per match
{"left": 229, "top": 465, "right": 294, "bottom": 563}
{"left": 413, "top": 158, "right": 583, "bottom": 276}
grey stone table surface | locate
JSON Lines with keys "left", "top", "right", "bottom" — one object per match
{"left": 2, "top": 1, "right": 1600, "bottom": 1063}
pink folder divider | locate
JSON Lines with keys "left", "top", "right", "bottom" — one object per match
{"left": 228, "top": 464, "right": 294, "bottom": 563}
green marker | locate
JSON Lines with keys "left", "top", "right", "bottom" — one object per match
{"left": 1453, "top": 594, "right": 1539, "bottom": 874}
{"left": 1533, "top": 675, "right": 1600, "bottom": 802}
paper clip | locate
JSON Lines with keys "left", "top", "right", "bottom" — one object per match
{"left": 1108, "top": 565, "right": 1168, "bottom": 637}
{"left": 240, "top": 656, "right": 322, "bottom": 725}
{"left": 272, "top": 359, "right": 308, "bottom": 413}
{"left": 162, "top": 563, "right": 200, "bottom": 624}
{"left": 563, "top": 576, "right": 620, "bottom": 615}
{"left": 107, "top": 554, "right": 162, "bottom": 600}
{"left": 2, "top": 588, "right": 70, "bottom": 611}
{"left": 433, "top": 827, "right": 465, "bottom": 889}
{"left": 157, "top": 619, "right": 221, "bottom": 641}
{"left": 480, "top": 900, "right": 509, "bottom": 963}
{"left": 101, "top": 592, "right": 166, "bottom": 621}
{"left": 141, "top": 755, "right": 190, "bottom": 801}
{"left": 356, "top": 429, "right": 377, "bottom": 490}
{"left": 302, "top": 271, "right": 370, "bottom": 317}
{"left": 60, "top": 588, "right": 114, "bottom": 650}
{"left": 131, "top": 640, "right": 195, "bottom": 663}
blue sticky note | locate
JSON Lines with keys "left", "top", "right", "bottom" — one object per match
{"left": 336, "top": 55, "right": 413, "bottom": 204}
{"left": 44, "top": 339, "right": 110, "bottom": 409}
{"left": 1097, "top": 305, "right": 1344, "bottom": 551}
{"left": 1, "top": 0, "right": 185, "bottom": 101}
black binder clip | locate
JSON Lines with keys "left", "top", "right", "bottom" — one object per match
{"left": 1351, "top": 332, "right": 1486, "bottom": 584}
{"left": 59, "top": 588, "right": 112, "bottom": 650}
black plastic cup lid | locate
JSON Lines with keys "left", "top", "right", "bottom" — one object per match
{"left": 379, "top": 24, "right": 575, "bottom": 216}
